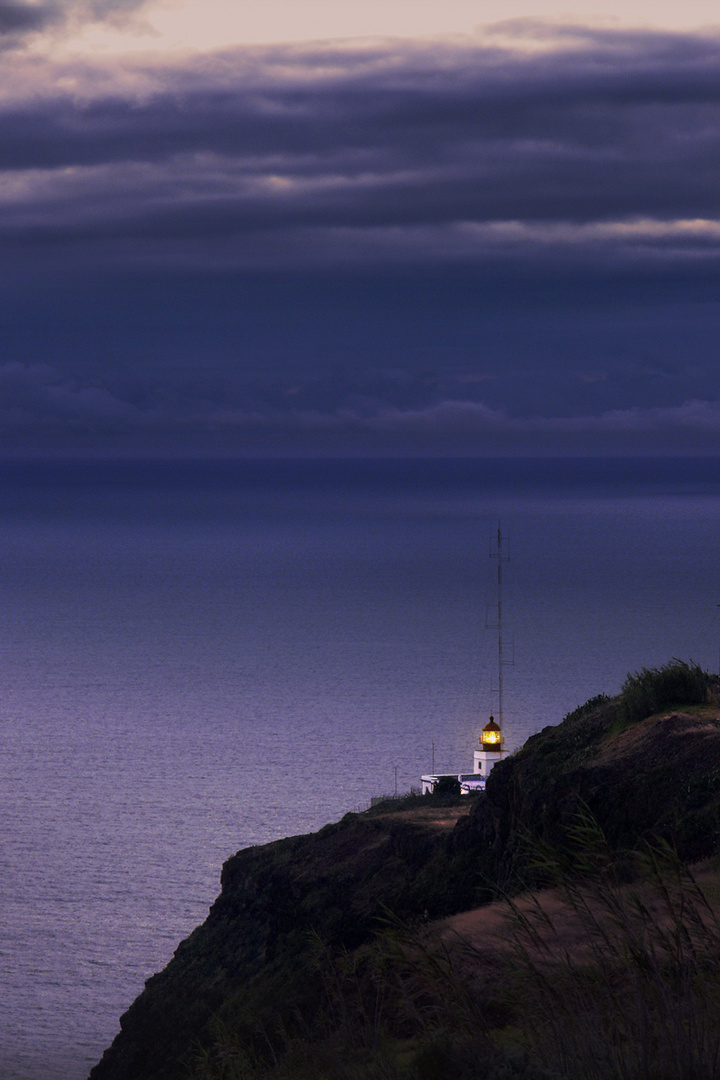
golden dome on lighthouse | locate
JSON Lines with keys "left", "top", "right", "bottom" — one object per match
{"left": 480, "top": 716, "right": 503, "bottom": 747}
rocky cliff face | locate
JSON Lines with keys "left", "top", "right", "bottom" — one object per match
{"left": 90, "top": 665, "right": 720, "bottom": 1080}
{"left": 89, "top": 806, "right": 486, "bottom": 1080}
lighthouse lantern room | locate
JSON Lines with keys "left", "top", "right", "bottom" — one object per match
{"left": 473, "top": 715, "right": 506, "bottom": 780}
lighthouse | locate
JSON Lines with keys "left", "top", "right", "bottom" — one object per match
{"left": 473, "top": 715, "right": 506, "bottom": 781}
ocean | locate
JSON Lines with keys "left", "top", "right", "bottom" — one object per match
{"left": 1, "top": 456, "right": 719, "bottom": 1079}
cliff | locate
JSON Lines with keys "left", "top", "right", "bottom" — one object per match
{"left": 90, "top": 661, "right": 720, "bottom": 1080}
{"left": 89, "top": 804, "right": 485, "bottom": 1080}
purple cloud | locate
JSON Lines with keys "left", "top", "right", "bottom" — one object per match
{"left": 2, "top": 29, "right": 720, "bottom": 271}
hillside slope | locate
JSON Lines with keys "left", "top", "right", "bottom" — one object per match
{"left": 90, "top": 662, "right": 720, "bottom": 1080}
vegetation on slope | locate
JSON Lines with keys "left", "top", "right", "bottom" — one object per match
{"left": 90, "top": 661, "right": 720, "bottom": 1080}
{"left": 186, "top": 827, "right": 720, "bottom": 1080}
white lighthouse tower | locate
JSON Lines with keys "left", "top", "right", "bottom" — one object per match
{"left": 473, "top": 715, "right": 506, "bottom": 780}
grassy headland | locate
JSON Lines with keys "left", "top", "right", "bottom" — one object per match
{"left": 90, "top": 661, "right": 720, "bottom": 1080}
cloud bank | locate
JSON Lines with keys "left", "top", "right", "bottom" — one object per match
{"left": 2, "top": 361, "right": 720, "bottom": 456}
{"left": 2, "top": 25, "right": 720, "bottom": 456}
{"left": 3, "top": 27, "right": 720, "bottom": 273}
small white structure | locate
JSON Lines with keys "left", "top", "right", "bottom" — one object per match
{"left": 420, "top": 773, "right": 449, "bottom": 795}
{"left": 419, "top": 773, "right": 483, "bottom": 795}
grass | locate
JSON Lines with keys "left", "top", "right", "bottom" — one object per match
{"left": 185, "top": 810, "right": 720, "bottom": 1080}
{"left": 492, "top": 813, "right": 720, "bottom": 1080}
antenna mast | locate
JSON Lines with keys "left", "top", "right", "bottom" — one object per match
{"left": 489, "top": 524, "right": 511, "bottom": 730}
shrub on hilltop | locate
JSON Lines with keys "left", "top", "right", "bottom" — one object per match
{"left": 619, "top": 659, "right": 711, "bottom": 726}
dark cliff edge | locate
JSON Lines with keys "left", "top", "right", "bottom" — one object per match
{"left": 90, "top": 661, "right": 720, "bottom": 1080}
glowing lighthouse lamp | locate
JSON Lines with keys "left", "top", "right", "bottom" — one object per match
{"left": 473, "top": 716, "right": 506, "bottom": 782}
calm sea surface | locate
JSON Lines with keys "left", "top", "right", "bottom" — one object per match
{"left": 2, "top": 457, "right": 720, "bottom": 1079}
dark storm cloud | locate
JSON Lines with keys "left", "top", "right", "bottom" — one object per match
{"left": 4, "top": 28, "right": 720, "bottom": 269}
{"left": 0, "top": 0, "right": 151, "bottom": 44}
{"left": 0, "top": 3, "right": 55, "bottom": 32}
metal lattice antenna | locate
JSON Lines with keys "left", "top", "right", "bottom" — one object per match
{"left": 488, "top": 524, "right": 511, "bottom": 730}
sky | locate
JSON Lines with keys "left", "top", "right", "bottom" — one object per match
{"left": 2, "top": 0, "right": 720, "bottom": 455}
